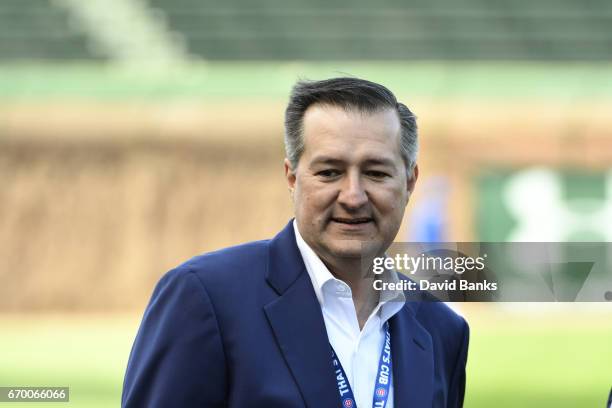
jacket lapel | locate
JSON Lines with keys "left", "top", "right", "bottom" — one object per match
{"left": 390, "top": 303, "right": 434, "bottom": 407}
{"left": 264, "top": 221, "right": 339, "bottom": 408}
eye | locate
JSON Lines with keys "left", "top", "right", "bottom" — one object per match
{"left": 316, "top": 169, "right": 341, "bottom": 178}
{"left": 366, "top": 170, "right": 391, "bottom": 179}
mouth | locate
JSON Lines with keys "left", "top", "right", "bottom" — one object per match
{"left": 330, "top": 217, "right": 373, "bottom": 225}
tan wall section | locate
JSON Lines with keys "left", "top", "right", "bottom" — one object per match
{"left": 1, "top": 101, "right": 611, "bottom": 311}
{"left": 0, "top": 135, "right": 293, "bottom": 311}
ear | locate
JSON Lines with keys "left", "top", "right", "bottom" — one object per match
{"left": 407, "top": 164, "right": 419, "bottom": 196}
{"left": 284, "top": 158, "right": 296, "bottom": 191}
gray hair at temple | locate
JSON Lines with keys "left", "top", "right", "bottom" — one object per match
{"left": 284, "top": 77, "right": 418, "bottom": 178}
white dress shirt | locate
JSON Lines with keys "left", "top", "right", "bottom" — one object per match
{"left": 293, "top": 221, "right": 405, "bottom": 408}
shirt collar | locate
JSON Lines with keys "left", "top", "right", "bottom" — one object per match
{"left": 293, "top": 220, "right": 406, "bottom": 325}
{"left": 293, "top": 220, "right": 335, "bottom": 305}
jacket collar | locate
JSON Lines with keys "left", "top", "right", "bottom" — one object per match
{"left": 266, "top": 219, "right": 306, "bottom": 295}
{"left": 264, "top": 220, "right": 340, "bottom": 408}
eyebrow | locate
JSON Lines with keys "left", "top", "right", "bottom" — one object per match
{"left": 310, "top": 155, "right": 396, "bottom": 168}
{"left": 362, "top": 158, "right": 396, "bottom": 168}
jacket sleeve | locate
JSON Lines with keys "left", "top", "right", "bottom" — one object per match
{"left": 122, "top": 268, "right": 227, "bottom": 407}
{"left": 447, "top": 318, "right": 470, "bottom": 408}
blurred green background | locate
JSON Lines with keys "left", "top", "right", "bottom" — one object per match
{"left": 1, "top": 0, "right": 611, "bottom": 407}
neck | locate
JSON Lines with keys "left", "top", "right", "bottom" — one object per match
{"left": 323, "top": 257, "right": 380, "bottom": 330}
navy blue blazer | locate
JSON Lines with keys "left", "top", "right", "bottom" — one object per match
{"left": 122, "top": 221, "right": 469, "bottom": 407}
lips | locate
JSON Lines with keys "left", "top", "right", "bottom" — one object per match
{"left": 331, "top": 217, "right": 373, "bottom": 225}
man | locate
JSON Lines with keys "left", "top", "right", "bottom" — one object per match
{"left": 122, "top": 77, "right": 469, "bottom": 407}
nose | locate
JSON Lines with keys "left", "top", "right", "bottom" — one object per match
{"left": 337, "top": 170, "right": 368, "bottom": 210}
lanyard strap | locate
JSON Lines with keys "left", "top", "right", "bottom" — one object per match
{"left": 330, "top": 322, "right": 392, "bottom": 408}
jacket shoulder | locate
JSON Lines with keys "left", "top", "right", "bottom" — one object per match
{"left": 165, "top": 239, "right": 271, "bottom": 286}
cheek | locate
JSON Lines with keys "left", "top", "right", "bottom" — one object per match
{"left": 372, "top": 185, "right": 407, "bottom": 211}
{"left": 301, "top": 183, "right": 336, "bottom": 205}
{"left": 295, "top": 188, "right": 334, "bottom": 219}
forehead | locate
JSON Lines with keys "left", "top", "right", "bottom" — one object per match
{"left": 301, "top": 104, "right": 402, "bottom": 161}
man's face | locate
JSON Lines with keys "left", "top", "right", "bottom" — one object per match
{"left": 285, "top": 104, "right": 418, "bottom": 264}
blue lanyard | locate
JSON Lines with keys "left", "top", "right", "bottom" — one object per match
{"left": 330, "top": 321, "right": 392, "bottom": 408}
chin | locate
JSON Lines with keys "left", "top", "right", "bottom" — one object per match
{"left": 327, "top": 240, "right": 383, "bottom": 259}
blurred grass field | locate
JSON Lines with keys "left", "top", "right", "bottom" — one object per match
{"left": 1, "top": 62, "right": 612, "bottom": 101}
{"left": 0, "top": 307, "right": 610, "bottom": 407}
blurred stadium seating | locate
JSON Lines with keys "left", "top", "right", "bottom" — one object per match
{"left": 147, "top": 0, "right": 612, "bottom": 60}
{"left": 1, "top": 0, "right": 611, "bottom": 61}
{"left": 0, "top": 0, "right": 99, "bottom": 60}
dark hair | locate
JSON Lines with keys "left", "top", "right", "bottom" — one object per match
{"left": 284, "top": 77, "right": 418, "bottom": 175}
